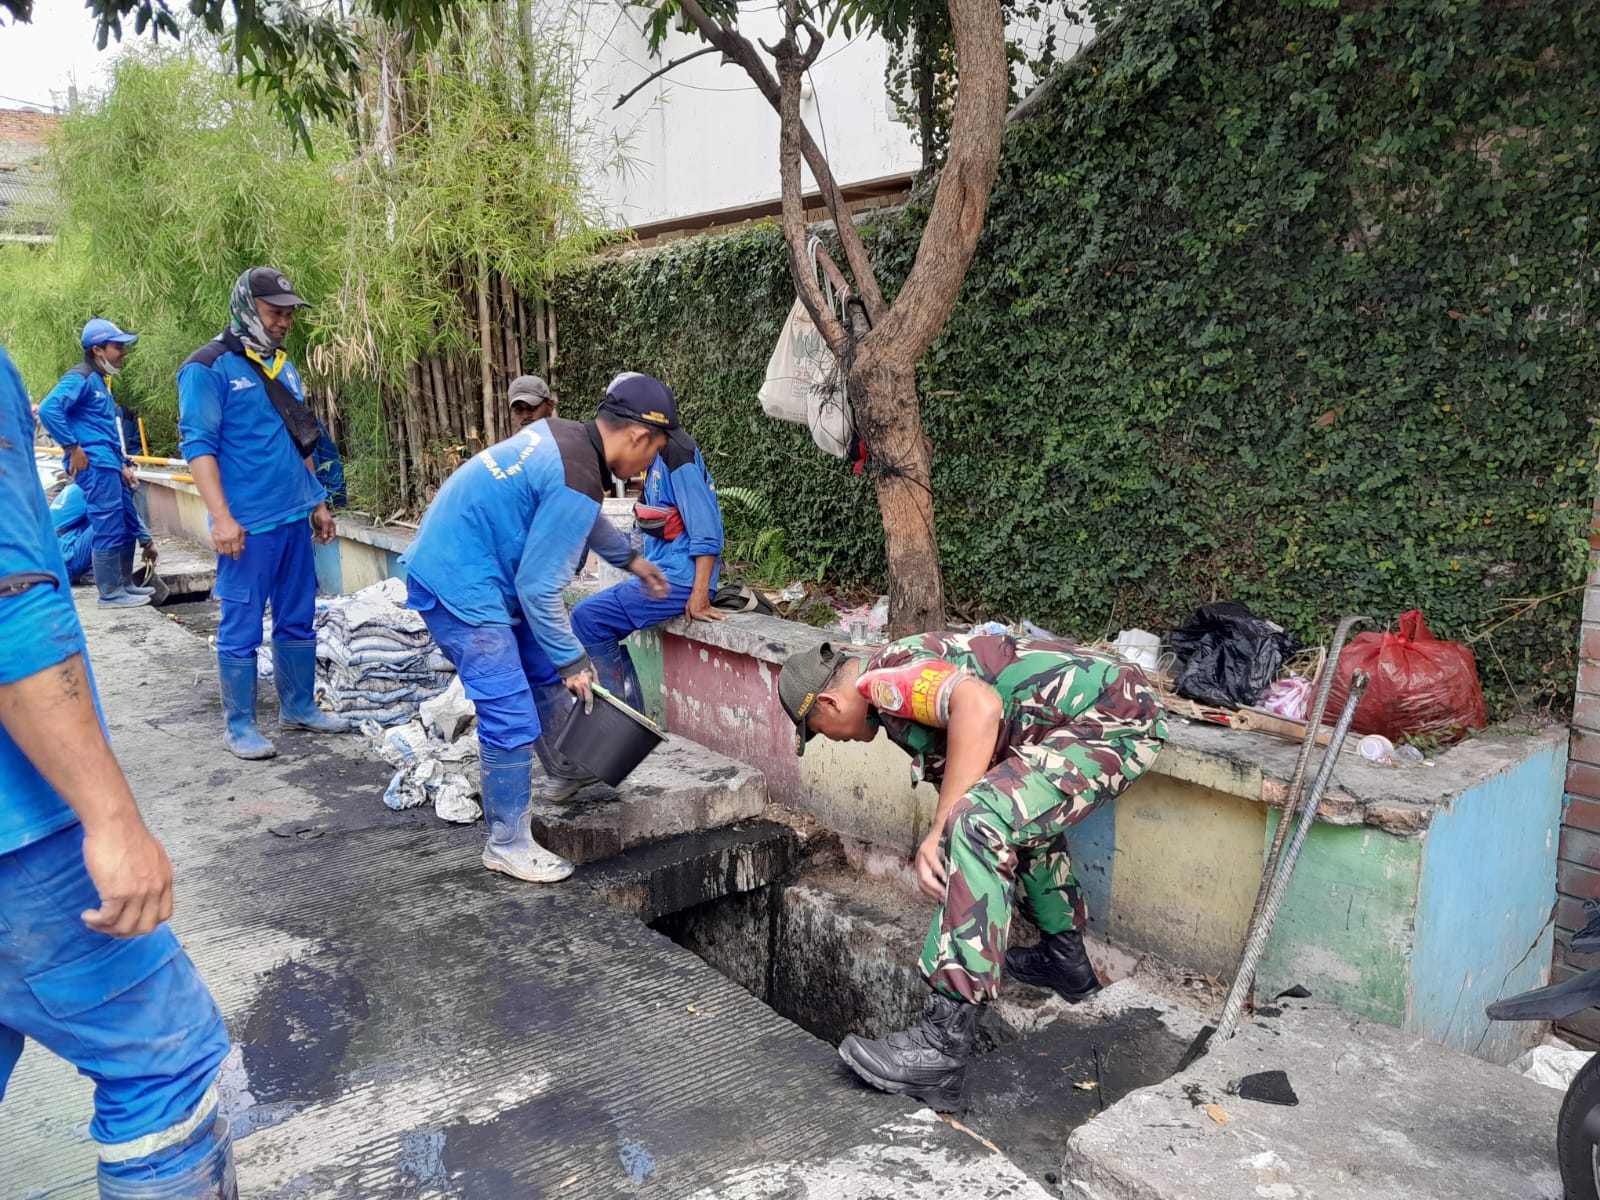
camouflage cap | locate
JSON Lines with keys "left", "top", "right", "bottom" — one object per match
{"left": 777, "top": 642, "right": 848, "bottom": 756}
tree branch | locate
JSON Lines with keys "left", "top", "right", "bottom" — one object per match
{"left": 613, "top": 45, "right": 719, "bottom": 108}
{"left": 864, "top": 0, "right": 1007, "bottom": 366}
{"left": 674, "top": 0, "right": 887, "bottom": 323}
{"left": 775, "top": 7, "right": 847, "bottom": 351}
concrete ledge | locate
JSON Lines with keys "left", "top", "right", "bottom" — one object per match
{"left": 579, "top": 819, "right": 809, "bottom": 923}
{"left": 1166, "top": 720, "right": 1570, "bottom": 837}
{"left": 1064, "top": 993, "right": 1563, "bottom": 1199}
{"left": 529, "top": 734, "right": 767, "bottom": 865}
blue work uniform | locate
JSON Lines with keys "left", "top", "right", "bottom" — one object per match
{"left": 571, "top": 429, "right": 724, "bottom": 660}
{"left": 312, "top": 419, "right": 347, "bottom": 508}
{"left": 35, "top": 360, "right": 142, "bottom": 556}
{"left": 177, "top": 335, "right": 326, "bottom": 660}
{"left": 51, "top": 483, "right": 93, "bottom": 581}
{"left": 0, "top": 344, "right": 231, "bottom": 1175}
{"left": 400, "top": 418, "right": 636, "bottom": 752}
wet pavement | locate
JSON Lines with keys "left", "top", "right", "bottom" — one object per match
{"left": 1, "top": 593, "right": 1055, "bottom": 1200}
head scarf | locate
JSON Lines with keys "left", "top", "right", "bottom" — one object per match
{"left": 228, "top": 270, "right": 279, "bottom": 355}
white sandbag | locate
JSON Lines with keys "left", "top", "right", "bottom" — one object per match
{"left": 1509, "top": 1045, "right": 1594, "bottom": 1091}
{"left": 420, "top": 676, "right": 476, "bottom": 741}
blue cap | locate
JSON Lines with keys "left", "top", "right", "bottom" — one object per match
{"left": 599, "top": 372, "right": 678, "bottom": 431}
{"left": 81, "top": 319, "right": 138, "bottom": 349}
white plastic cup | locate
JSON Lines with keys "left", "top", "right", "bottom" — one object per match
{"left": 1358, "top": 734, "right": 1395, "bottom": 763}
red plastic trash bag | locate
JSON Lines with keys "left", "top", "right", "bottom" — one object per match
{"left": 1323, "top": 610, "right": 1488, "bottom": 744}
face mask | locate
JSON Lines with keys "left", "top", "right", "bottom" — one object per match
{"left": 96, "top": 355, "right": 121, "bottom": 378}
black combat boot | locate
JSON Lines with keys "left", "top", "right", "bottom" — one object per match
{"left": 837, "top": 991, "right": 983, "bottom": 1112}
{"left": 1004, "top": 928, "right": 1102, "bottom": 1002}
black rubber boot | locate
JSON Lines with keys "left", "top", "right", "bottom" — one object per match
{"left": 837, "top": 991, "right": 982, "bottom": 1112}
{"left": 1005, "top": 928, "right": 1102, "bottom": 1002}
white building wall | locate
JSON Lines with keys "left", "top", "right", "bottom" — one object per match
{"left": 573, "top": 1, "right": 922, "bottom": 230}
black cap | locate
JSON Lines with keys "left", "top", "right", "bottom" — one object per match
{"left": 598, "top": 372, "right": 678, "bottom": 430}
{"left": 247, "top": 267, "right": 310, "bottom": 308}
{"left": 508, "top": 375, "right": 552, "bottom": 408}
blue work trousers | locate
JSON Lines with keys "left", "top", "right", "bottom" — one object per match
{"left": 76, "top": 465, "right": 141, "bottom": 555}
{"left": 0, "top": 824, "right": 230, "bottom": 1154}
{"left": 570, "top": 577, "right": 693, "bottom": 658}
{"left": 214, "top": 519, "right": 317, "bottom": 659}
{"left": 408, "top": 578, "right": 562, "bottom": 753}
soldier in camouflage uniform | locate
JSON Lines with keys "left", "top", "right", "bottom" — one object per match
{"left": 777, "top": 631, "right": 1167, "bottom": 1111}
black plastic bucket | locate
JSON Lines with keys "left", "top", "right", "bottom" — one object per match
{"left": 552, "top": 688, "right": 666, "bottom": 786}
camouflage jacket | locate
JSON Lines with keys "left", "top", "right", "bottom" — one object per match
{"left": 857, "top": 632, "right": 1167, "bottom": 786}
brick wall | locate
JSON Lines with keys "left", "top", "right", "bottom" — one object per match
{"left": 1555, "top": 493, "right": 1600, "bottom": 1045}
{"left": 0, "top": 108, "right": 62, "bottom": 149}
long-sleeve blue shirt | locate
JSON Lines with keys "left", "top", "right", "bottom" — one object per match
{"left": 176, "top": 338, "right": 325, "bottom": 533}
{"left": 643, "top": 431, "right": 723, "bottom": 589}
{"left": 36, "top": 360, "right": 130, "bottom": 471}
{"left": 400, "top": 418, "right": 623, "bottom": 674}
{"left": 0, "top": 345, "right": 95, "bottom": 854}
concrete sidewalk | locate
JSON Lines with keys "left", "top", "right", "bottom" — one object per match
{"left": 1, "top": 598, "right": 1052, "bottom": 1199}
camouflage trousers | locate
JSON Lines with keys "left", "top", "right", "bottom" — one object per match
{"left": 919, "top": 670, "right": 1167, "bottom": 1004}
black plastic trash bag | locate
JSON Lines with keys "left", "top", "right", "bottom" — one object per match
{"left": 1169, "top": 601, "right": 1300, "bottom": 710}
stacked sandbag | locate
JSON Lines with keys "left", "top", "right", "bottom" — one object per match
{"left": 315, "top": 577, "right": 454, "bottom": 725}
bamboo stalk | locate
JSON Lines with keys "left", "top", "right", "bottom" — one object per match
{"left": 427, "top": 354, "right": 450, "bottom": 453}
{"left": 476, "top": 253, "right": 497, "bottom": 446}
{"left": 532, "top": 294, "right": 548, "bottom": 376}
{"left": 499, "top": 272, "right": 519, "bottom": 380}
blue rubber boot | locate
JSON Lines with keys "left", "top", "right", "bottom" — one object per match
{"left": 93, "top": 548, "right": 149, "bottom": 608}
{"left": 531, "top": 683, "right": 600, "bottom": 802}
{"left": 217, "top": 656, "right": 276, "bottom": 760}
{"left": 480, "top": 741, "right": 574, "bottom": 883}
{"left": 589, "top": 643, "right": 645, "bottom": 713}
{"left": 119, "top": 543, "right": 156, "bottom": 596}
{"left": 98, "top": 1114, "right": 238, "bottom": 1199}
{"left": 272, "top": 639, "right": 350, "bottom": 734}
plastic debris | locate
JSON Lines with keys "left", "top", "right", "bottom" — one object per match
{"left": 1260, "top": 675, "right": 1312, "bottom": 721}
{"left": 362, "top": 718, "right": 482, "bottom": 823}
{"left": 972, "top": 621, "right": 1011, "bottom": 636}
{"left": 778, "top": 581, "right": 807, "bottom": 603}
{"left": 1510, "top": 1046, "right": 1595, "bottom": 1091}
{"left": 1202, "top": 1103, "right": 1229, "bottom": 1125}
{"left": 1231, "top": 1070, "right": 1299, "bottom": 1106}
{"left": 1113, "top": 628, "right": 1162, "bottom": 672}
{"left": 1170, "top": 601, "right": 1300, "bottom": 709}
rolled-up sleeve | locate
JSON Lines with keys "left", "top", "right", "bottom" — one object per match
{"left": 177, "top": 362, "right": 224, "bottom": 461}
{"left": 676, "top": 462, "right": 724, "bottom": 560}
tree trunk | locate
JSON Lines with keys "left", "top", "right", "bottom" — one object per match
{"left": 851, "top": 351, "right": 943, "bottom": 636}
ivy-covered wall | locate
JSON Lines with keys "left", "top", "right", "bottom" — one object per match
{"left": 552, "top": 0, "right": 1598, "bottom": 716}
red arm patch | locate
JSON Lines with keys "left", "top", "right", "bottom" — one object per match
{"left": 856, "top": 658, "right": 965, "bottom": 728}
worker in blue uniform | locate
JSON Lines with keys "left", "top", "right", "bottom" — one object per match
{"left": 0, "top": 344, "right": 236, "bottom": 1199}
{"left": 52, "top": 481, "right": 95, "bottom": 582}
{"left": 571, "top": 426, "right": 727, "bottom": 709}
{"left": 36, "top": 319, "right": 155, "bottom": 609}
{"left": 400, "top": 372, "right": 675, "bottom": 884}
{"left": 177, "top": 267, "right": 348, "bottom": 760}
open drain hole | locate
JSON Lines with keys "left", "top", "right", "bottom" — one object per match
{"left": 651, "top": 869, "right": 1192, "bottom": 1188}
